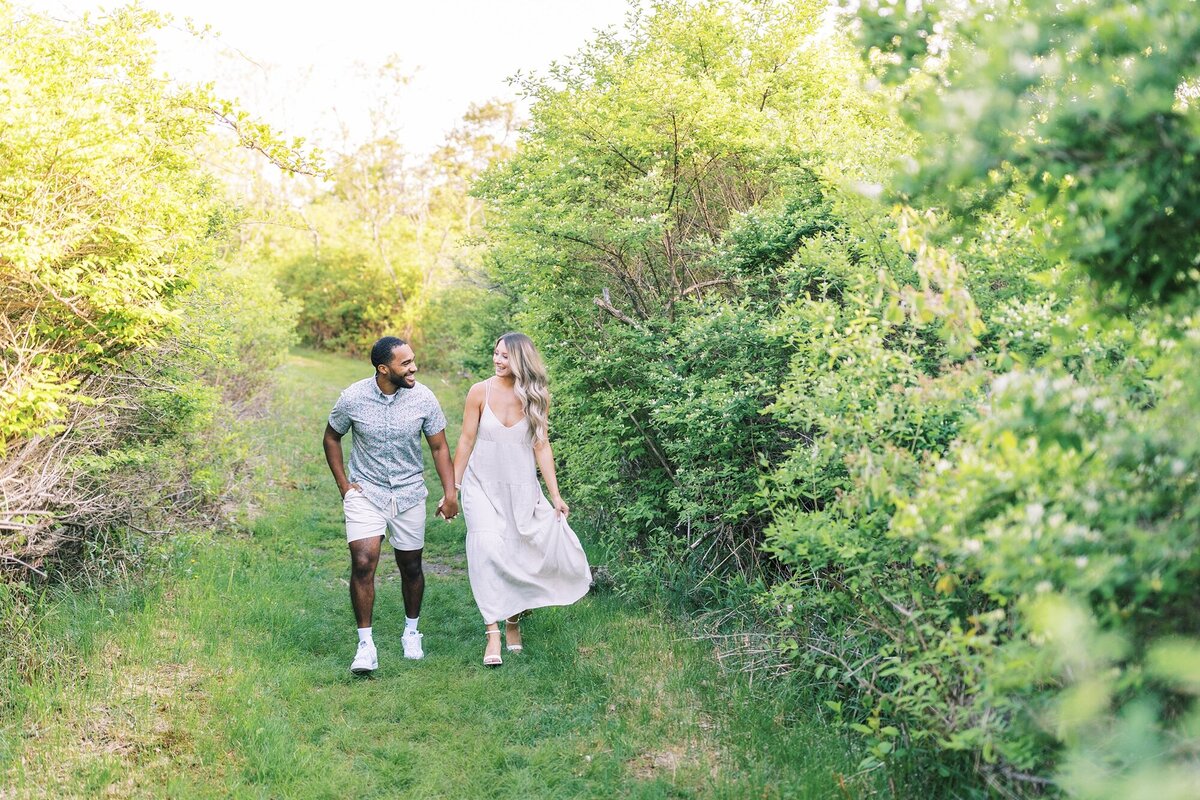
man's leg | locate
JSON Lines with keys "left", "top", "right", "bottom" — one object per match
{"left": 347, "top": 535, "right": 383, "bottom": 673}
{"left": 395, "top": 547, "right": 425, "bottom": 659}
{"left": 388, "top": 501, "right": 427, "bottom": 660}
{"left": 393, "top": 547, "right": 424, "bottom": 619}
{"left": 350, "top": 536, "right": 383, "bottom": 627}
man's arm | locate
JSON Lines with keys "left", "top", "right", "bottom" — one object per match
{"left": 323, "top": 423, "right": 359, "bottom": 498}
{"left": 426, "top": 430, "right": 458, "bottom": 520}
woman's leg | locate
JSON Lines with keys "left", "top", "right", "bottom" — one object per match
{"left": 484, "top": 621, "right": 502, "bottom": 666}
{"left": 504, "top": 614, "right": 524, "bottom": 651}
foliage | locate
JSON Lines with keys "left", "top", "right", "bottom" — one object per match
{"left": 857, "top": 0, "right": 1200, "bottom": 304}
{"left": 1, "top": 2, "right": 216, "bottom": 448}
{"left": 257, "top": 84, "right": 518, "bottom": 366}
{"left": 276, "top": 245, "right": 398, "bottom": 356}
{"left": 477, "top": 0, "right": 1200, "bottom": 795}
{"left": 762, "top": 0, "right": 1200, "bottom": 794}
{"left": 476, "top": 0, "right": 910, "bottom": 604}
{"left": 176, "top": 263, "right": 300, "bottom": 409}
{"left": 0, "top": 2, "right": 303, "bottom": 578}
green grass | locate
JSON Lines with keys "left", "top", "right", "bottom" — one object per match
{"left": 0, "top": 349, "right": 875, "bottom": 799}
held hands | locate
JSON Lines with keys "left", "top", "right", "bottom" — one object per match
{"left": 436, "top": 495, "right": 460, "bottom": 521}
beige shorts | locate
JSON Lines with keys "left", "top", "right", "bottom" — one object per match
{"left": 343, "top": 490, "right": 426, "bottom": 551}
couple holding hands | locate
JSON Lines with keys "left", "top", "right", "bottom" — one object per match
{"left": 322, "top": 333, "right": 590, "bottom": 672}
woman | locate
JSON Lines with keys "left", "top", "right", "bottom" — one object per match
{"left": 449, "top": 332, "right": 591, "bottom": 667}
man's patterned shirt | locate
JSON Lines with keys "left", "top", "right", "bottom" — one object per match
{"left": 328, "top": 377, "right": 447, "bottom": 514}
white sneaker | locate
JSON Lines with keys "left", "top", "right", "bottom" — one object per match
{"left": 402, "top": 629, "right": 424, "bottom": 660}
{"left": 350, "top": 640, "right": 377, "bottom": 674}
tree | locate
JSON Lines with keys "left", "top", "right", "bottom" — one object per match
{"left": 858, "top": 0, "right": 1200, "bottom": 303}
{"left": 1, "top": 1, "right": 310, "bottom": 575}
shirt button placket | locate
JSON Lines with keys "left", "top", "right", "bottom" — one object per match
{"left": 387, "top": 397, "right": 394, "bottom": 507}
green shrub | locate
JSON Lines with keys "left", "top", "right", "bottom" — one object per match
{"left": 476, "top": 0, "right": 908, "bottom": 604}
{"left": 276, "top": 250, "right": 398, "bottom": 355}
{"left": 413, "top": 278, "right": 514, "bottom": 374}
{"left": 473, "top": 0, "right": 1200, "bottom": 794}
{"left": 0, "top": 3, "right": 307, "bottom": 580}
{"left": 857, "top": 0, "right": 1200, "bottom": 303}
{"left": 177, "top": 264, "right": 300, "bottom": 409}
{"left": 780, "top": 0, "right": 1200, "bottom": 792}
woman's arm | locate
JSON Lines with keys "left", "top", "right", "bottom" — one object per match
{"left": 533, "top": 435, "right": 569, "bottom": 517}
{"left": 452, "top": 382, "right": 486, "bottom": 489}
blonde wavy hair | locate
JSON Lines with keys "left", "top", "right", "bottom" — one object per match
{"left": 497, "top": 332, "right": 550, "bottom": 445}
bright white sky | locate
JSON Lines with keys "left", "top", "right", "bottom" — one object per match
{"left": 29, "top": 0, "right": 633, "bottom": 155}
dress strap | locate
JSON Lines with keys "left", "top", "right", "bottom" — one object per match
{"left": 484, "top": 377, "right": 492, "bottom": 404}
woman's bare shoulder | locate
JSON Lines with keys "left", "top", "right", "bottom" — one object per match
{"left": 465, "top": 380, "right": 488, "bottom": 401}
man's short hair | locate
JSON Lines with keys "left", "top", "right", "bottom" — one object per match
{"left": 370, "top": 336, "right": 408, "bottom": 371}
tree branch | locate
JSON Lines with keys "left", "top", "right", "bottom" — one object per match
{"left": 593, "top": 293, "right": 645, "bottom": 330}
{"left": 678, "top": 278, "right": 732, "bottom": 299}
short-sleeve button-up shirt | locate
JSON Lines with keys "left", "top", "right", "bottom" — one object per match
{"left": 328, "top": 377, "right": 447, "bottom": 514}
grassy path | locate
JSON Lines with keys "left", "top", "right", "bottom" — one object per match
{"left": 1, "top": 351, "right": 869, "bottom": 799}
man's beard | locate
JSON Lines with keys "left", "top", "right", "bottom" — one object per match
{"left": 387, "top": 374, "right": 415, "bottom": 391}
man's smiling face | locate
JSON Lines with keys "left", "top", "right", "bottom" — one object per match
{"left": 378, "top": 344, "right": 418, "bottom": 392}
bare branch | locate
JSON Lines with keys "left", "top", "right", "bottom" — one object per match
{"left": 593, "top": 295, "right": 645, "bottom": 330}
{"left": 678, "top": 279, "right": 732, "bottom": 299}
{"left": 0, "top": 555, "right": 47, "bottom": 578}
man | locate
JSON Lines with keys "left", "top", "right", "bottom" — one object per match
{"left": 323, "top": 336, "right": 458, "bottom": 674}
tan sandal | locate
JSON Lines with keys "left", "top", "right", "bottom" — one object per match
{"left": 483, "top": 629, "right": 503, "bottom": 667}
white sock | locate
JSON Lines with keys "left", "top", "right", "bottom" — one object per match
{"left": 358, "top": 627, "right": 372, "bottom": 645}
{"left": 405, "top": 617, "right": 419, "bottom": 634}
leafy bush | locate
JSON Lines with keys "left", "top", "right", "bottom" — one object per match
{"left": 476, "top": 0, "right": 909, "bottom": 603}
{"left": 0, "top": 4, "right": 305, "bottom": 580}
{"left": 757, "top": 0, "right": 1200, "bottom": 794}
{"left": 476, "top": 0, "right": 1200, "bottom": 795}
{"left": 178, "top": 264, "right": 300, "bottom": 408}
{"left": 276, "top": 249, "right": 397, "bottom": 356}
{"left": 857, "top": 0, "right": 1200, "bottom": 303}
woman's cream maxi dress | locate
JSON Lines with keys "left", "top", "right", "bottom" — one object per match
{"left": 461, "top": 379, "right": 591, "bottom": 624}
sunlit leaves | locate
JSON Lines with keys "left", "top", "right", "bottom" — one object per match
{"left": 858, "top": 0, "right": 1200, "bottom": 303}
{"left": 0, "top": 3, "right": 313, "bottom": 447}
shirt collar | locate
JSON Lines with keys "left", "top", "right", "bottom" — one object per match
{"left": 372, "top": 378, "right": 400, "bottom": 403}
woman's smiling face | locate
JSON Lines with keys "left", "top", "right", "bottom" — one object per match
{"left": 493, "top": 340, "right": 511, "bottom": 377}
